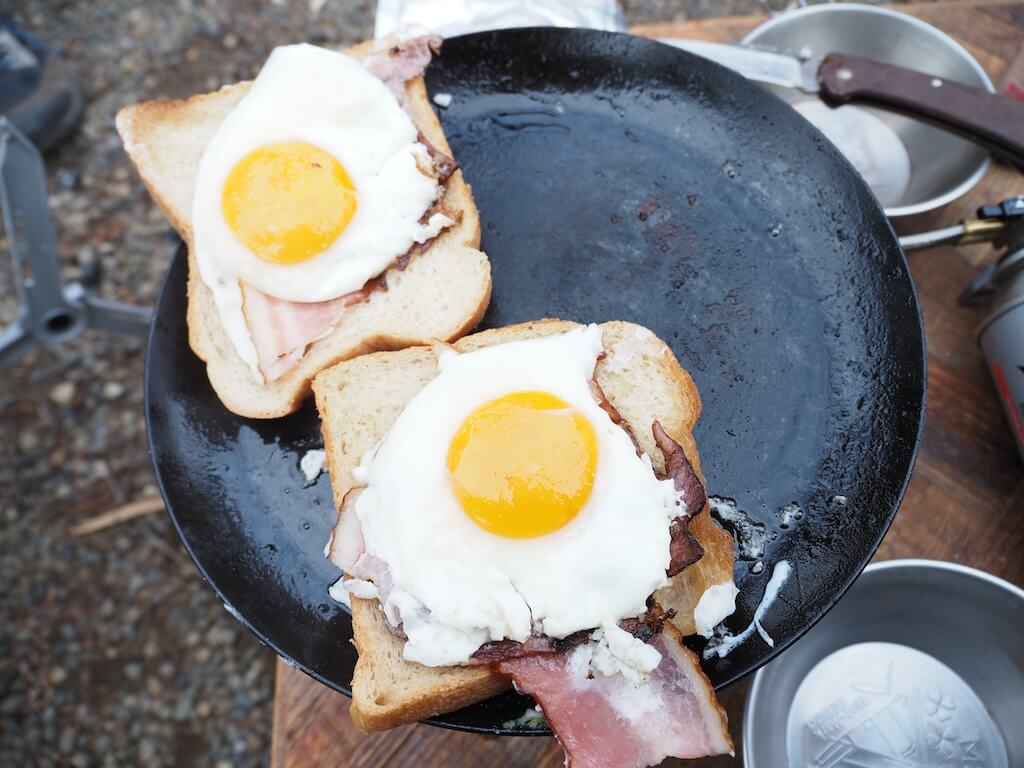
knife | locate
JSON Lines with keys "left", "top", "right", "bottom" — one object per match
{"left": 660, "top": 39, "right": 1024, "bottom": 166}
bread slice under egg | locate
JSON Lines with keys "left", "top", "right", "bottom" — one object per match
{"left": 312, "top": 319, "right": 736, "bottom": 732}
{"left": 115, "top": 39, "right": 491, "bottom": 419}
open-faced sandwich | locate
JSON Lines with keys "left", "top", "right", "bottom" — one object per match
{"left": 117, "top": 37, "right": 490, "bottom": 418}
{"left": 314, "top": 319, "right": 738, "bottom": 766}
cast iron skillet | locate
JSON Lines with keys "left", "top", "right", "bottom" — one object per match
{"left": 146, "top": 28, "right": 926, "bottom": 735}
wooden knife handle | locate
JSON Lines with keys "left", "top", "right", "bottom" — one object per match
{"left": 818, "top": 52, "right": 1024, "bottom": 166}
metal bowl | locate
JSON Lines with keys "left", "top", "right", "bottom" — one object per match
{"left": 743, "top": 559, "right": 1024, "bottom": 767}
{"left": 744, "top": 4, "right": 994, "bottom": 218}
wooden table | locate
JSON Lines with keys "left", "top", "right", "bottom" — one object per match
{"left": 272, "top": 4, "right": 1024, "bottom": 766}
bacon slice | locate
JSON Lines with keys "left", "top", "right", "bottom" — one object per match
{"left": 472, "top": 635, "right": 564, "bottom": 665}
{"left": 417, "top": 130, "right": 459, "bottom": 181}
{"left": 495, "top": 626, "right": 732, "bottom": 767}
{"left": 667, "top": 518, "right": 703, "bottom": 578}
{"left": 328, "top": 488, "right": 394, "bottom": 603}
{"left": 652, "top": 421, "right": 706, "bottom": 514}
{"left": 395, "top": 202, "right": 460, "bottom": 270}
{"left": 364, "top": 35, "right": 443, "bottom": 103}
{"left": 652, "top": 420, "right": 707, "bottom": 577}
{"left": 241, "top": 277, "right": 385, "bottom": 382}
{"left": 588, "top": 378, "right": 651, "bottom": 468}
{"left": 471, "top": 606, "right": 672, "bottom": 665}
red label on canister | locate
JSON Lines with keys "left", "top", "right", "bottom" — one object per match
{"left": 993, "top": 363, "right": 1024, "bottom": 447}
{"left": 979, "top": 297, "right": 1024, "bottom": 461}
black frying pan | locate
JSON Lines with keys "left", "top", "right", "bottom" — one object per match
{"left": 146, "top": 29, "right": 925, "bottom": 735}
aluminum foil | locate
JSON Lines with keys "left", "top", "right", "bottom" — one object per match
{"left": 374, "top": 0, "right": 625, "bottom": 39}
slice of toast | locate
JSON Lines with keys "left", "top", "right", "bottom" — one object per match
{"left": 312, "top": 319, "right": 736, "bottom": 731}
{"left": 116, "top": 39, "right": 491, "bottom": 419}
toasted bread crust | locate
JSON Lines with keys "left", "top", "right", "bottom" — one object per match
{"left": 313, "top": 319, "right": 736, "bottom": 731}
{"left": 349, "top": 597, "right": 511, "bottom": 731}
{"left": 116, "top": 42, "right": 491, "bottom": 418}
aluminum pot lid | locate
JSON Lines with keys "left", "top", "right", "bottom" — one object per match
{"left": 786, "top": 642, "right": 1007, "bottom": 768}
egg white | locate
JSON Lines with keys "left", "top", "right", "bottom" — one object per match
{"left": 350, "top": 325, "right": 683, "bottom": 668}
{"left": 191, "top": 44, "right": 448, "bottom": 378}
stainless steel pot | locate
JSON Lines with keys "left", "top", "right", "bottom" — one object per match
{"left": 743, "top": 559, "right": 1023, "bottom": 767}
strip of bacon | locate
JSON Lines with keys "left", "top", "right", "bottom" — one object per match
{"left": 652, "top": 421, "right": 706, "bottom": 514}
{"left": 652, "top": 421, "right": 707, "bottom": 577}
{"left": 667, "top": 518, "right": 703, "bottom": 578}
{"left": 471, "top": 606, "right": 672, "bottom": 666}
{"left": 417, "top": 130, "right": 459, "bottom": 181}
{"left": 495, "top": 625, "right": 732, "bottom": 767}
{"left": 396, "top": 202, "right": 461, "bottom": 270}
{"left": 364, "top": 36, "right": 443, "bottom": 103}
{"left": 241, "top": 276, "right": 385, "bottom": 382}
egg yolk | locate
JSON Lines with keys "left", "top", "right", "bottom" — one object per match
{"left": 447, "top": 391, "right": 598, "bottom": 538}
{"left": 222, "top": 141, "right": 356, "bottom": 265}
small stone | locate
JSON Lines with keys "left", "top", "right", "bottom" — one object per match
{"left": 223, "top": 33, "right": 238, "bottom": 49}
{"left": 19, "top": 430, "right": 40, "bottom": 453}
{"left": 124, "top": 663, "right": 142, "bottom": 681}
{"left": 70, "top": 755, "right": 89, "bottom": 768}
{"left": 50, "top": 381, "right": 76, "bottom": 406}
{"left": 102, "top": 381, "right": 125, "bottom": 400}
{"left": 158, "top": 661, "right": 174, "bottom": 678}
{"left": 56, "top": 168, "right": 80, "bottom": 190}
{"left": 173, "top": 695, "right": 193, "bottom": 720}
{"left": 49, "top": 667, "right": 68, "bottom": 685}
{"left": 216, "top": 761, "right": 232, "bottom": 768}
{"left": 196, "top": 700, "right": 211, "bottom": 718}
{"left": 207, "top": 625, "right": 235, "bottom": 646}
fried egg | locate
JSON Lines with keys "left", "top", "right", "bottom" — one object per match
{"left": 348, "top": 326, "right": 683, "bottom": 671}
{"left": 191, "top": 44, "right": 449, "bottom": 378}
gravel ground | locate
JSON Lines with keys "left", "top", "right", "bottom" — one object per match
{"left": 1, "top": 1, "right": 895, "bottom": 766}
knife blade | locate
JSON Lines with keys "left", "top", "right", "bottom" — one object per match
{"left": 659, "top": 39, "right": 820, "bottom": 92}
{"left": 658, "top": 38, "right": 1024, "bottom": 166}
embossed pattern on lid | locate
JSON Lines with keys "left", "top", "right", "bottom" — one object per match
{"left": 786, "top": 642, "right": 1007, "bottom": 768}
